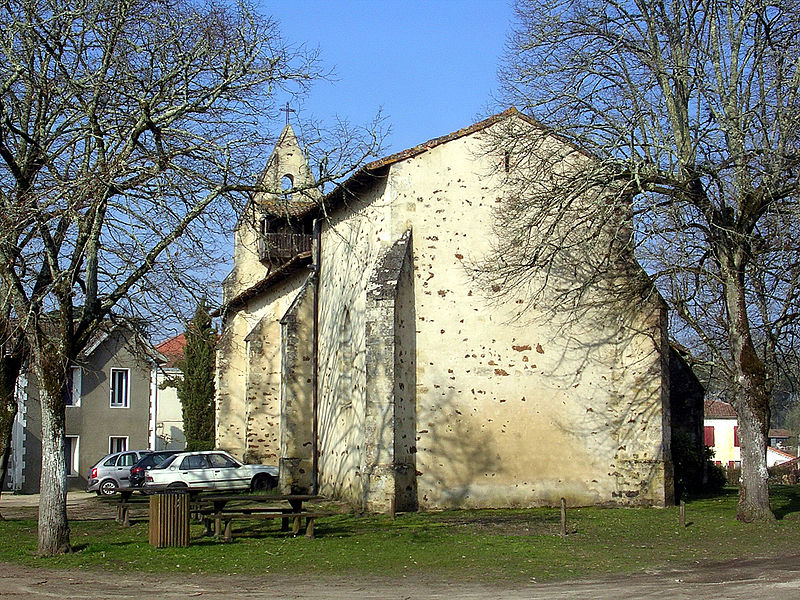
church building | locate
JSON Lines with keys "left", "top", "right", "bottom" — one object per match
{"left": 215, "top": 109, "right": 703, "bottom": 512}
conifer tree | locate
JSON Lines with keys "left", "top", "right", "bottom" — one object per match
{"left": 176, "top": 300, "right": 216, "bottom": 451}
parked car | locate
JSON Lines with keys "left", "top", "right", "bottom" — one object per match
{"left": 129, "top": 450, "right": 182, "bottom": 488}
{"left": 87, "top": 449, "right": 152, "bottom": 496}
{"left": 143, "top": 450, "right": 278, "bottom": 492}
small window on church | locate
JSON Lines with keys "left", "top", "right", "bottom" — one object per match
{"left": 281, "top": 174, "right": 293, "bottom": 201}
{"left": 503, "top": 150, "right": 511, "bottom": 173}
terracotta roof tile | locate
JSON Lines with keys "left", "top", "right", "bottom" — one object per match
{"left": 258, "top": 199, "right": 318, "bottom": 218}
{"left": 769, "top": 429, "right": 793, "bottom": 439}
{"left": 704, "top": 399, "right": 737, "bottom": 418}
{"left": 155, "top": 333, "right": 186, "bottom": 368}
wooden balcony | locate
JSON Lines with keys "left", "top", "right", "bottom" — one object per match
{"left": 258, "top": 232, "right": 313, "bottom": 263}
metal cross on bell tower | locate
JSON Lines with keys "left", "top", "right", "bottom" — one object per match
{"left": 280, "top": 102, "right": 296, "bottom": 125}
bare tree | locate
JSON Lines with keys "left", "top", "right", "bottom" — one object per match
{"left": 490, "top": 0, "right": 800, "bottom": 521}
{"left": 0, "top": 0, "right": 381, "bottom": 555}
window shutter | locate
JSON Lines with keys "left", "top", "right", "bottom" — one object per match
{"left": 704, "top": 426, "right": 715, "bottom": 446}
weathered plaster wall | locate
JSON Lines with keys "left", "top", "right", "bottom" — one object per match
{"left": 279, "top": 277, "right": 315, "bottom": 492}
{"left": 223, "top": 204, "right": 269, "bottom": 303}
{"left": 314, "top": 120, "right": 670, "bottom": 510}
{"left": 216, "top": 270, "right": 308, "bottom": 462}
{"left": 219, "top": 114, "right": 673, "bottom": 511}
{"left": 361, "top": 231, "right": 415, "bottom": 512}
{"left": 315, "top": 179, "right": 391, "bottom": 506}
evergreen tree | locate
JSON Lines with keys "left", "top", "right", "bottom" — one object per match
{"left": 176, "top": 300, "right": 216, "bottom": 451}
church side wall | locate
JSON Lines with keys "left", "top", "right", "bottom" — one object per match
{"left": 279, "top": 277, "right": 315, "bottom": 493}
{"left": 316, "top": 182, "right": 391, "bottom": 508}
{"left": 382, "top": 128, "right": 670, "bottom": 509}
{"left": 216, "top": 270, "right": 308, "bottom": 462}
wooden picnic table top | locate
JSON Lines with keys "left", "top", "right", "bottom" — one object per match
{"left": 105, "top": 487, "right": 320, "bottom": 506}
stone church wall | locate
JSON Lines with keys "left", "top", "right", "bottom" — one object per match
{"left": 218, "top": 114, "right": 674, "bottom": 511}
{"left": 216, "top": 270, "right": 309, "bottom": 462}
{"left": 315, "top": 124, "right": 672, "bottom": 509}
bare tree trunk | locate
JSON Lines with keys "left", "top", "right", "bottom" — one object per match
{"left": 724, "top": 268, "right": 774, "bottom": 522}
{"left": 35, "top": 353, "right": 71, "bottom": 555}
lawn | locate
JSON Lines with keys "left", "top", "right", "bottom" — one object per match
{"left": 1, "top": 486, "right": 799, "bottom": 583}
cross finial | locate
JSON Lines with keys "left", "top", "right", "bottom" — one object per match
{"left": 280, "top": 102, "right": 296, "bottom": 125}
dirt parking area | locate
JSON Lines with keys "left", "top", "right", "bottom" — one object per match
{"left": 1, "top": 555, "right": 800, "bottom": 599}
{"left": 0, "top": 491, "right": 116, "bottom": 521}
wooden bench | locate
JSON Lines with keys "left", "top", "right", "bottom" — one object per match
{"left": 97, "top": 489, "right": 150, "bottom": 526}
{"left": 199, "top": 508, "right": 327, "bottom": 540}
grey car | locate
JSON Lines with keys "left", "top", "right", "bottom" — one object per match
{"left": 87, "top": 449, "right": 152, "bottom": 496}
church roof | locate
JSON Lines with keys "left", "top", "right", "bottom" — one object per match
{"left": 259, "top": 199, "right": 318, "bottom": 218}
{"left": 363, "top": 107, "right": 536, "bottom": 171}
{"left": 224, "top": 251, "right": 313, "bottom": 311}
{"left": 288, "top": 107, "right": 546, "bottom": 222}
{"left": 224, "top": 108, "right": 553, "bottom": 311}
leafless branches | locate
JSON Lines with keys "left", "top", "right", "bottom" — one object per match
{"left": 491, "top": 0, "right": 800, "bottom": 520}
{"left": 0, "top": 0, "right": 381, "bottom": 554}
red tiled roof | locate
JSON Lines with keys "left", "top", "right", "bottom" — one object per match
{"left": 155, "top": 333, "right": 186, "bottom": 368}
{"left": 259, "top": 199, "right": 318, "bottom": 218}
{"left": 704, "top": 399, "right": 737, "bottom": 418}
{"left": 769, "top": 428, "right": 793, "bottom": 439}
{"left": 769, "top": 446, "right": 796, "bottom": 460}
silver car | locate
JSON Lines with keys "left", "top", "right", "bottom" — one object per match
{"left": 143, "top": 450, "right": 278, "bottom": 491}
{"left": 87, "top": 449, "right": 152, "bottom": 496}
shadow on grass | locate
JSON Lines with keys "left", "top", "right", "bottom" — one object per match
{"left": 684, "top": 485, "right": 800, "bottom": 520}
{"left": 771, "top": 485, "right": 800, "bottom": 520}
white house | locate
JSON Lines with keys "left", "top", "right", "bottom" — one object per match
{"left": 704, "top": 399, "right": 794, "bottom": 468}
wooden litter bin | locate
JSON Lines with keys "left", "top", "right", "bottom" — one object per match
{"left": 148, "top": 492, "right": 190, "bottom": 547}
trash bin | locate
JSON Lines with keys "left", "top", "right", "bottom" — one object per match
{"left": 148, "top": 491, "right": 190, "bottom": 547}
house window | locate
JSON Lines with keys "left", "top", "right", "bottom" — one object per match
{"left": 703, "top": 426, "right": 715, "bottom": 446}
{"left": 110, "top": 368, "right": 129, "bottom": 408}
{"left": 65, "top": 366, "right": 81, "bottom": 407}
{"left": 109, "top": 436, "right": 128, "bottom": 454}
{"left": 65, "top": 435, "right": 79, "bottom": 477}
{"left": 733, "top": 426, "right": 739, "bottom": 447}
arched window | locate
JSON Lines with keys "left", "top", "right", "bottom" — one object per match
{"left": 281, "top": 174, "right": 293, "bottom": 201}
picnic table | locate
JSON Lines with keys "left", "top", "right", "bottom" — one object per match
{"left": 103, "top": 487, "right": 324, "bottom": 540}
{"left": 192, "top": 493, "right": 322, "bottom": 540}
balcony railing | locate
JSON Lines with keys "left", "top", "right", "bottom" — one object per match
{"left": 258, "top": 232, "right": 313, "bottom": 264}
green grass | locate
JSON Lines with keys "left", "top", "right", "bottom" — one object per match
{"left": 2, "top": 486, "right": 800, "bottom": 583}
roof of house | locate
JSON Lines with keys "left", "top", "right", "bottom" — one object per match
{"left": 155, "top": 333, "right": 187, "bottom": 368}
{"left": 769, "top": 428, "right": 793, "bottom": 439}
{"left": 704, "top": 399, "right": 737, "bottom": 418}
{"left": 768, "top": 446, "right": 796, "bottom": 461}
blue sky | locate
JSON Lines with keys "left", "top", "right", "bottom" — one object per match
{"left": 263, "top": 0, "right": 515, "bottom": 156}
